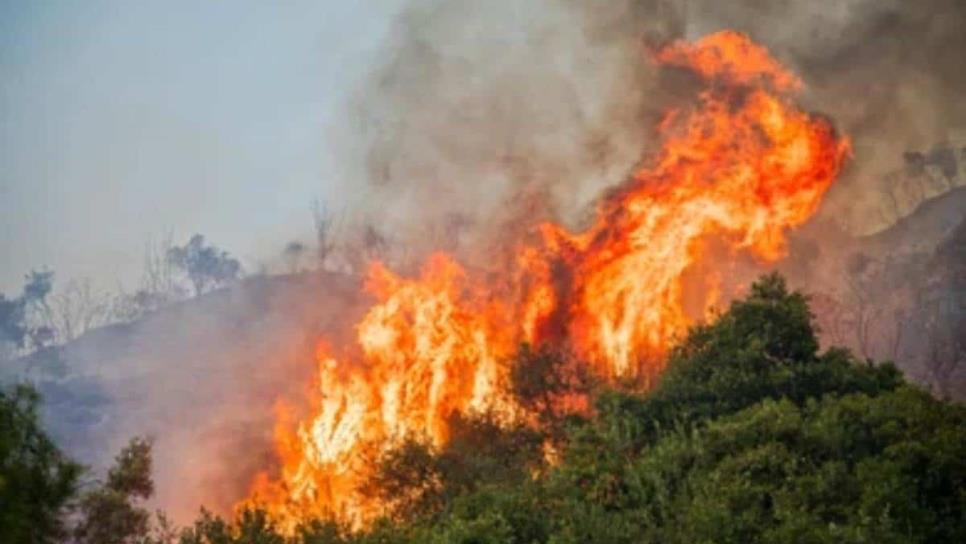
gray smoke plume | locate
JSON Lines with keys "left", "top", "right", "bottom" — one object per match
{"left": 334, "top": 0, "right": 966, "bottom": 243}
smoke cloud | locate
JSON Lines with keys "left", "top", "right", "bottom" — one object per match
{"left": 334, "top": 0, "right": 966, "bottom": 242}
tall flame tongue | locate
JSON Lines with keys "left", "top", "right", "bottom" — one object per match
{"left": 246, "top": 31, "right": 849, "bottom": 527}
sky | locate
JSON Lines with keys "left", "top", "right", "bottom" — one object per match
{"left": 0, "top": 0, "right": 404, "bottom": 294}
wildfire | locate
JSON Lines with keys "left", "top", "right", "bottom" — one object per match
{"left": 245, "top": 30, "right": 849, "bottom": 528}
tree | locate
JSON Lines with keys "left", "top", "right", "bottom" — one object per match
{"left": 21, "top": 270, "right": 56, "bottom": 349}
{"left": 178, "top": 508, "right": 289, "bottom": 544}
{"left": 342, "top": 222, "right": 390, "bottom": 275}
{"left": 597, "top": 273, "right": 902, "bottom": 446}
{"left": 283, "top": 242, "right": 307, "bottom": 274}
{"left": 1, "top": 270, "right": 57, "bottom": 356}
{"left": 312, "top": 200, "right": 342, "bottom": 269}
{"left": 0, "top": 294, "right": 27, "bottom": 357}
{"left": 915, "top": 217, "right": 966, "bottom": 397}
{"left": 166, "top": 235, "right": 242, "bottom": 297}
{"left": 74, "top": 437, "right": 155, "bottom": 544}
{"left": 361, "top": 438, "right": 443, "bottom": 522}
{"left": 510, "top": 344, "right": 595, "bottom": 445}
{"left": 361, "top": 412, "right": 542, "bottom": 523}
{"left": 22, "top": 270, "right": 53, "bottom": 303}
{"left": 597, "top": 388, "right": 966, "bottom": 544}
{"left": 43, "top": 279, "right": 113, "bottom": 344}
{"left": 114, "top": 233, "right": 188, "bottom": 321}
{"left": 0, "top": 384, "right": 82, "bottom": 543}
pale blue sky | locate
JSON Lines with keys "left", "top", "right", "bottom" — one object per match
{"left": 0, "top": 1, "right": 404, "bottom": 293}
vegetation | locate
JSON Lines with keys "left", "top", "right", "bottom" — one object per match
{"left": 0, "top": 385, "right": 80, "bottom": 543}
{"left": 0, "top": 271, "right": 56, "bottom": 356}
{"left": 0, "top": 233, "right": 243, "bottom": 361}
{"left": 73, "top": 437, "right": 156, "bottom": 544}
{"left": 2, "top": 274, "right": 964, "bottom": 542}
{"left": 166, "top": 234, "right": 242, "bottom": 297}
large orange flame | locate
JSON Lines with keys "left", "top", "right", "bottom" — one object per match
{"left": 246, "top": 30, "right": 849, "bottom": 528}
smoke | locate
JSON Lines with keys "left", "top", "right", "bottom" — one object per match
{"left": 320, "top": 0, "right": 966, "bottom": 391}
{"left": 15, "top": 272, "right": 367, "bottom": 522}
{"left": 333, "top": 0, "right": 966, "bottom": 243}
{"left": 328, "top": 1, "right": 680, "bottom": 267}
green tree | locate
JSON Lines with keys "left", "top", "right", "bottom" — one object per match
{"left": 167, "top": 234, "right": 242, "bottom": 297}
{"left": 594, "top": 273, "right": 901, "bottom": 447}
{"left": 0, "top": 384, "right": 82, "bottom": 543}
{"left": 510, "top": 344, "right": 595, "bottom": 445}
{"left": 74, "top": 437, "right": 155, "bottom": 544}
{"left": 615, "top": 388, "right": 966, "bottom": 543}
{"left": 362, "top": 412, "right": 542, "bottom": 523}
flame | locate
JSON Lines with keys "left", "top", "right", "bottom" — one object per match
{"left": 245, "top": 31, "right": 849, "bottom": 527}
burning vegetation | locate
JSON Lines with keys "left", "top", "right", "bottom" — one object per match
{"left": 245, "top": 31, "right": 849, "bottom": 527}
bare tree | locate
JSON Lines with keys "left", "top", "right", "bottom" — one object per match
{"left": 877, "top": 172, "right": 903, "bottom": 225}
{"left": 916, "top": 218, "right": 966, "bottom": 397}
{"left": 351, "top": 224, "right": 390, "bottom": 273}
{"left": 841, "top": 253, "right": 883, "bottom": 359}
{"left": 141, "top": 233, "right": 183, "bottom": 303}
{"left": 35, "top": 279, "right": 113, "bottom": 344}
{"left": 810, "top": 292, "right": 850, "bottom": 348}
{"left": 282, "top": 241, "right": 307, "bottom": 274}
{"left": 905, "top": 271, "right": 965, "bottom": 399}
{"left": 112, "top": 234, "right": 188, "bottom": 322}
{"left": 821, "top": 252, "right": 914, "bottom": 362}
{"left": 312, "top": 199, "right": 342, "bottom": 269}
{"left": 922, "top": 317, "right": 963, "bottom": 399}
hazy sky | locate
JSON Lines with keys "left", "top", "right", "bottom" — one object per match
{"left": 0, "top": 1, "right": 404, "bottom": 293}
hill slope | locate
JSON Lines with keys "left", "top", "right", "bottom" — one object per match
{"left": 2, "top": 271, "right": 362, "bottom": 521}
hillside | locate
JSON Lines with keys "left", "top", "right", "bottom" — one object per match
{"left": 865, "top": 186, "right": 966, "bottom": 254}
{"left": 2, "top": 271, "right": 363, "bottom": 520}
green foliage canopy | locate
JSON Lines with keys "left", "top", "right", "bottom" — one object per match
{"left": 0, "top": 384, "right": 82, "bottom": 543}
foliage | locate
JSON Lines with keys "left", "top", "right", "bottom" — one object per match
{"left": 179, "top": 508, "right": 287, "bottom": 544}
{"left": 510, "top": 344, "right": 595, "bottom": 445}
{"left": 591, "top": 273, "right": 903, "bottom": 447}
{"left": 1, "top": 270, "right": 57, "bottom": 355}
{"left": 361, "top": 412, "right": 543, "bottom": 522}
{"left": 0, "top": 294, "right": 28, "bottom": 354}
{"left": 0, "top": 384, "right": 82, "bottom": 543}
{"left": 74, "top": 437, "right": 155, "bottom": 544}
{"left": 167, "top": 234, "right": 242, "bottom": 296}
{"left": 549, "top": 388, "right": 966, "bottom": 544}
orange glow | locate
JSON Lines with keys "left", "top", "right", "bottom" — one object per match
{"left": 245, "top": 30, "right": 849, "bottom": 528}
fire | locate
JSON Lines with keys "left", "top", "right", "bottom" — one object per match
{"left": 245, "top": 30, "right": 849, "bottom": 527}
